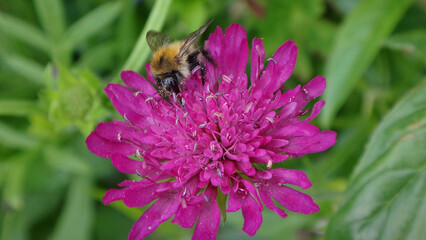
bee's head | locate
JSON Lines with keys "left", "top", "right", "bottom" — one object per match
{"left": 158, "top": 73, "right": 181, "bottom": 95}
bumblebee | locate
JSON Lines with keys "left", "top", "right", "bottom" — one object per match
{"left": 146, "top": 20, "right": 215, "bottom": 98}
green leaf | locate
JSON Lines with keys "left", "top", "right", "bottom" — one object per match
{"left": 0, "top": 54, "right": 45, "bottom": 85}
{"left": 33, "top": 0, "right": 65, "bottom": 41}
{"left": 43, "top": 146, "right": 91, "bottom": 175}
{"left": 384, "top": 29, "right": 426, "bottom": 62}
{"left": 63, "top": 2, "right": 122, "bottom": 49}
{"left": 0, "top": 11, "right": 50, "bottom": 53}
{"left": 2, "top": 155, "right": 27, "bottom": 210}
{"left": 320, "top": 0, "right": 415, "bottom": 127}
{"left": 51, "top": 176, "right": 94, "bottom": 240}
{"left": 326, "top": 79, "right": 426, "bottom": 240}
{"left": 0, "top": 100, "right": 40, "bottom": 116}
{"left": 116, "top": 0, "right": 172, "bottom": 82}
{"left": 0, "top": 121, "right": 39, "bottom": 149}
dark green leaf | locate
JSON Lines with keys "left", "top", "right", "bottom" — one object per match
{"left": 63, "top": 2, "right": 122, "bottom": 49}
{"left": 321, "top": 0, "right": 414, "bottom": 127}
{"left": 326, "top": 79, "right": 426, "bottom": 240}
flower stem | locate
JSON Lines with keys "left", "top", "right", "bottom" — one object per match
{"left": 114, "top": 0, "right": 172, "bottom": 83}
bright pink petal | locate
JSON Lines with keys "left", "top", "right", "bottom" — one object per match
{"left": 251, "top": 38, "right": 265, "bottom": 82}
{"left": 304, "top": 100, "right": 325, "bottom": 122}
{"left": 192, "top": 187, "right": 220, "bottom": 240}
{"left": 284, "top": 130, "right": 337, "bottom": 155}
{"left": 269, "top": 185, "right": 319, "bottom": 214}
{"left": 270, "top": 169, "right": 312, "bottom": 190}
{"left": 121, "top": 70, "right": 157, "bottom": 96}
{"left": 128, "top": 193, "right": 180, "bottom": 240}
{"left": 242, "top": 194, "right": 263, "bottom": 236}
{"left": 173, "top": 204, "right": 201, "bottom": 229}
{"left": 86, "top": 132, "right": 137, "bottom": 158}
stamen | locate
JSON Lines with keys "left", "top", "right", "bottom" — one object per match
{"left": 203, "top": 195, "right": 210, "bottom": 204}
{"left": 145, "top": 97, "right": 154, "bottom": 103}
{"left": 181, "top": 97, "right": 186, "bottom": 106}
{"left": 134, "top": 91, "right": 143, "bottom": 97}
{"left": 135, "top": 169, "right": 143, "bottom": 177}
{"left": 193, "top": 142, "right": 198, "bottom": 152}
{"left": 244, "top": 102, "right": 254, "bottom": 113}
{"left": 217, "top": 168, "right": 223, "bottom": 178}
{"left": 136, "top": 149, "right": 143, "bottom": 158}
{"left": 216, "top": 92, "right": 225, "bottom": 96}
{"left": 192, "top": 130, "right": 197, "bottom": 137}
{"left": 191, "top": 65, "right": 201, "bottom": 74}
{"left": 222, "top": 75, "right": 232, "bottom": 83}
{"left": 206, "top": 84, "right": 211, "bottom": 94}
{"left": 267, "top": 57, "right": 277, "bottom": 64}
{"left": 199, "top": 123, "right": 207, "bottom": 128}
{"left": 267, "top": 160, "right": 273, "bottom": 169}
{"left": 300, "top": 108, "right": 310, "bottom": 116}
{"left": 175, "top": 116, "right": 179, "bottom": 125}
{"left": 214, "top": 112, "right": 224, "bottom": 118}
{"left": 183, "top": 112, "right": 189, "bottom": 118}
{"left": 123, "top": 113, "right": 130, "bottom": 122}
{"left": 206, "top": 94, "right": 217, "bottom": 99}
{"left": 172, "top": 93, "right": 178, "bottom": 103}
{"left": 117, "top": 132, "right": 122, "bottom": 142}
{"left": 266, "top": 116, "right": 275, "bottom": 123}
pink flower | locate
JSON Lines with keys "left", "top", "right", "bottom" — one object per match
{"left": 86, "top": 24, "right": 336, "bottom": 240}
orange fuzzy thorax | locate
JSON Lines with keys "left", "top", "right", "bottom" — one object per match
{"left": 151, "top": 42, "right": 184, "bottom": 75}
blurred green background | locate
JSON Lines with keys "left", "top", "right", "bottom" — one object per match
{"left": 0, "top": 0, "right": 425, "bottom": 239}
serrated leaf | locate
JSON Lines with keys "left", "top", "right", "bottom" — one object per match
{"left": 320, "top": 0, "right": 414, "bottom": 127}
{"left": 64, "top": 2, "right": 122, "bottom": 49}
{"left": 326, "top": 79, "right": 426, "bottom": 240}
{"left": 51, "top": 176, "right": 94, "bottom": 240}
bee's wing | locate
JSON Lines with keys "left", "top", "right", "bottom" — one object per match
{"left": 146, "top": 30, "right": 171, "bottom": 51}
{"left": 177, "top": 20, "right": 213, "bottom": 60}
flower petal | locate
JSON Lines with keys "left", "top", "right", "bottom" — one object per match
{"left": 270, "top": 169, "right": 312, "bottom": 190}
{"left": 251, "top": 38, "right": 265, "bottom": 82}
{"left": 128, "top": 193, "right": 180, "bottom": 240}
{"left": 121, "top": 70, "right": 157, "bottom": 96}
{"left": 192, "top": 187, "right": 220, "bottom": 240}
{"left": 242, "top": 193, "right": 263, "bottom": 236}
{"left": 86, "top": 132, "right": 137, "bottom": 158}
{"left": 269, "top": 185, "right": 319, "bottom": 214}
{"left": 284, "top": 130, "right": 337, "bottom": 155}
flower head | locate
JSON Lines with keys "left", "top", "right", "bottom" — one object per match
{"left": 86, "top": 24, "right": 336, "bottom": 239}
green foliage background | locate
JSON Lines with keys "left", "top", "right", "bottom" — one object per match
{"left": 0, "top": 0, "right": 425, "bottom": 239}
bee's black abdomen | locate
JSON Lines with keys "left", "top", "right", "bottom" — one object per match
{"left": 201, "top": 48, "right": 216, "bottom": 67}
{"left": 188, "top": 51, "right": 200, "bottom": 71}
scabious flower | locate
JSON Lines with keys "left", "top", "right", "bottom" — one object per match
{"left": 86, "top": 24, "right": 336, "bottom": 239}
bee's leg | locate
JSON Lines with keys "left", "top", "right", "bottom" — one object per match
{"left": 199, "top": 62, "right": 206, "bottom": 85}
{"left": 201, "top": 49, "right": 217, "bottom": 67}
